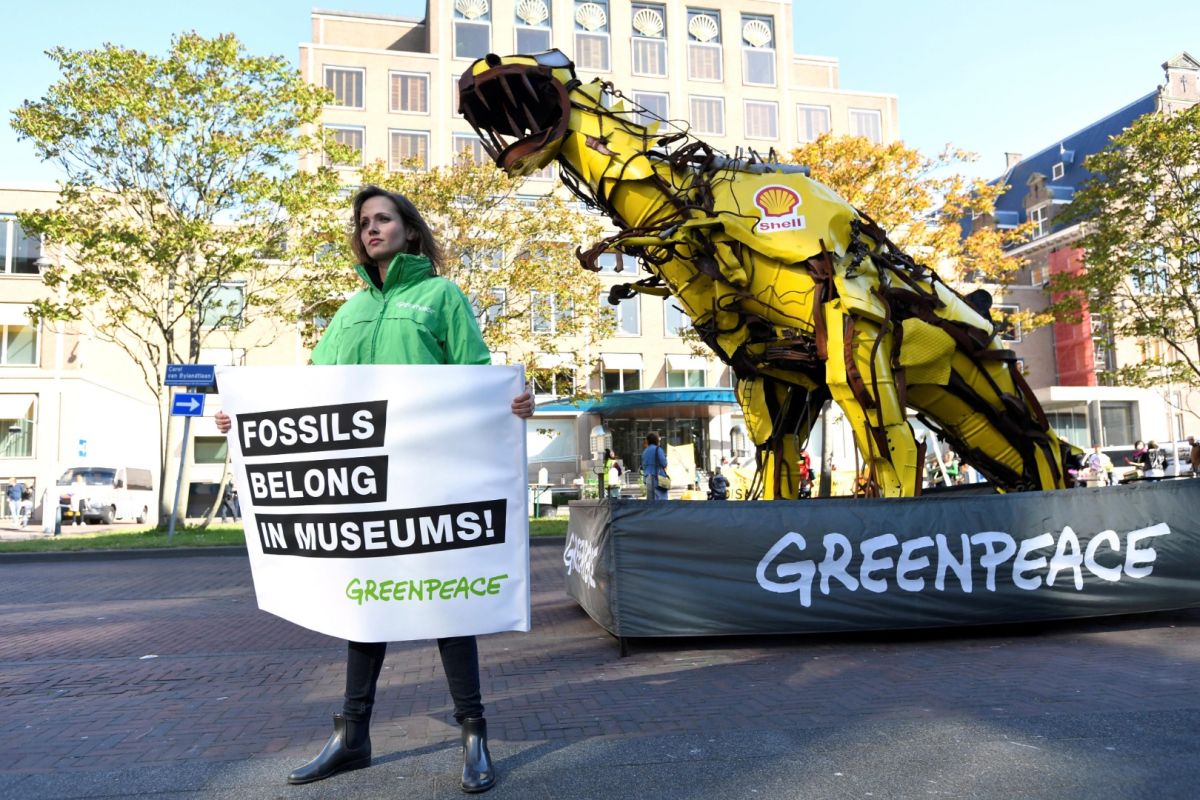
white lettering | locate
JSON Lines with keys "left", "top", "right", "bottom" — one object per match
{"left": 1047, "top": 526, "right": 1084, "bottom": 589}
{"left": 1013, "top": 532, "right": 1055, "bottom": 590}
{"left": 1124, "top": 523, "right": 1170, "bottom": 578}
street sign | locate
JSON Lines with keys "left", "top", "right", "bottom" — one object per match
{"left": 165, "top": 364, "right": 216, "bottom": 387}
{"left": 171, "top": 392, "right": 206, "bottom": 417}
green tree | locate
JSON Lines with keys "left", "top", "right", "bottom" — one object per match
{"left": 1053, "top": 104, "right": 1200, "bottom": 388}
{"left": 787, "top": 136, "right": 1040, "bottom": 327}
{"left": 313, "top": 158, "right": 613, "bottom": 394}
{"left": 12, "top": 32, "right": 347, "bottom": 520}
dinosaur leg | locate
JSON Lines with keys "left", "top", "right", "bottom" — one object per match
{"left": 907, "top": 354, "right": 1069, "bottom": 491}
{"left": 824, "top": 309, "right": 922, "bottom": 497}
{"left": 737, "top": 376, "right": 827, "bottom": 500}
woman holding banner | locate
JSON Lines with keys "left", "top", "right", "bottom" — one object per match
{"left": 217, "top": 185, "right": 533, "bottom": 794}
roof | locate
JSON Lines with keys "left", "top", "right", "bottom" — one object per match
{"left": 969, "top": 91, "right": 1158, "bottom": 237}
{"left": 536, "top": 387, "right": 738, "bottom": 414}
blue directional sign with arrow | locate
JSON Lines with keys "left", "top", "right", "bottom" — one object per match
{"left": 171, "top": 392, "right": 206, "bottom": 417}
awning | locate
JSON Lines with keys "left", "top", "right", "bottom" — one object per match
{"left": 666, "top": 353, "right": 710, "bottom": 371}
{"left": 534, "top": 353, "right": 570, "bottom": 369}
{"left": 0, "top": 394, "right": 36, "bottom": 421}
{"left": 536, "top": 387, "right": 737, "bottom": 414}
{"left": 0, "top": 304, "right": 34, "bottom": 327}
{"left": 601, "top": 352, "right": 643, "bottom": 371}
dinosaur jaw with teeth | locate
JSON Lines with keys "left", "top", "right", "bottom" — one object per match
{"left": 458, "top": 61, "right": 572, "bottom": 177}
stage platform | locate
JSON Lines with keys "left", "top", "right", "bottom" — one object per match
{"left": 563, "top": 479, "right": 1200, "bottom": 653}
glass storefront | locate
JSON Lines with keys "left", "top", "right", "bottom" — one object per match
{"left": 605, "top": 416, "right": 708, "bottom": 474}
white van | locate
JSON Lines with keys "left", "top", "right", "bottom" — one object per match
{"left": 58, "top": 466, "right": 155, "bottom": 525}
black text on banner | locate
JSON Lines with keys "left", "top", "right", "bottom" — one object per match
{"left": 237, "top": 400, "right": 388, "bottom": 457}
{"left": 254, "top": 499, "right": 507, "bottom": 558}
{"left": 244, "top": 455, "right": 389, "bottom": 507}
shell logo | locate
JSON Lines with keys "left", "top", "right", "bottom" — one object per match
{"left": 753, "top": 184, "right": 807, "bottom": 234}
{"left": 754, "top": 185, "right": 801, "bottom": 217}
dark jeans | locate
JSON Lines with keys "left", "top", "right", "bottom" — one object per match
{"left": 343, "top": 636, "right": 483, "bottom": 724}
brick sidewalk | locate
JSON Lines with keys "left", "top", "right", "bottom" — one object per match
{"left": 1, "top": 541, "right": 1198, "bottom": 790}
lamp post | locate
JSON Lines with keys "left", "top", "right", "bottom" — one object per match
{"left": 34, "top": 255, "right": 65, "bottom": 535}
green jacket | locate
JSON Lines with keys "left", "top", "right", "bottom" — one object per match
{"left": 311, "top": 253, "right": 490, "bottom": 366}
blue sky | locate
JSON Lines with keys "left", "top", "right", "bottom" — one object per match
{"left": 2, "top": 1, "right": 1197, "bottom": 184}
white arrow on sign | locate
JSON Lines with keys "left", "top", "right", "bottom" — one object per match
{"left": 179, "top": 396, "right": 201, "bottom": 412}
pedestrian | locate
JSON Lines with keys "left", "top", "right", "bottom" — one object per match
{"left": 216, "top": 185, "right": 534, "bottom": 793}
{"left": 797, "top": 450, "right": 813, "bottom": 497}
{"left": 1189, "top": 435, "right": 1199, "bottom": 477}
{"left": 6, "top": 478, "right": 25, "bottom": 527}
{"left": 218, "top": 480, "right": 239, "bottom": 522}
{"left": 641, "top": 432, "right": 669, "bottom": 500}
{"left": 1142, "top": 440, "right": 1167, "bottom": 477}
{"left": 1126, "top": 440, "right": 1147, "bottom": 471}
{"left": 604, "top": 448, "right": 622, "bottom": 499}
{"left": 708, "top": 466, "right": 729, "bottom": 500}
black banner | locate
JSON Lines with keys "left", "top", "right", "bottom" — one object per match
{"left": 237, "top": 400, "right": 387, "bottom": 457}
{"left": 244, "top": 455, "right": 388, "bottom": 507}
{"left": 255, "top": 498, "right": 506, "bottom": 558}
{"left": 565, "top": 479, "right": 1200, "bottom": 637}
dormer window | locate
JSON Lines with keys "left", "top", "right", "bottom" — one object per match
{"left": 1052, "top": 162, "right": 1065, "bottom": 180}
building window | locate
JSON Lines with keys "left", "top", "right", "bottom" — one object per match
{"left": 194, "top": 436, "right": 230, "bottom": 465}
{"left": 994, "top": 304, "right": 1022, "bottom": 343}
{"left": 389, "top": 71, "right": 428, "bottom": 114}
{"left": 631, "top": 91, "right": 668, "bottom": 128}
{"left": 664, "top": 301, "right": 690, "bottom": 337}
{"left": 797, "top": 104, "right": 831, "bottom": 143}
{"left": 631, "top": 3, "right": 667, "bottom": 77}
{"left": 740, "top": 14, "right": 775, "bottom": 85}
{"left": 687, "top": 8, "right": 722, "bottom": 81}
{"left": 201, "top": 283, "right": 245, "bottom": 329}
{"left": 603, "top": 368, "right": 641, "bottom": 393}
{"left": 600, "top": 291, "right": 640, "bottom": 336}
{"left": 0, "top": 395, "right": 35, "bottom": 458}
{"left": 454, "top": 2, "right": 491, "bottom": 59}
{"left": 533, "top": 369, "right": 574, "bottom": 396}
{"left": 1028, "top": 204, "right": 1048, "bottom": 238}
{"left": 744, "top": 100, "right": 778, "bottom": 139}
{"left": 1100, "top": 401, "right": 1136, "bottom": 447}
{"left": 0, "top": 307, "right": 38, "bottom": 366}
{"left": 515, "top": 0, "right": 552, "bottom": 52}
{"left": 389, "top": 130, "right": 429, "bottom": 171}
{"left": 596, "top": 251, "right": 626, "bottom": 273}
{"left": 452, "top": 133, "right": 489, "bottom": 165}
{"left": 531, "top": 291, "right": 572, "bottom": 333}
{"left": 1052, "top": 162, "right": 1065, "bottom": 181}
{"left": 0, "top": 216, "right": 42, "bottom": 275}
{"left": 574, "top": 1, "right": 610, "bottom": 72}
{"left": 472, "top": 287, "right": 507, "bottom": 328}
{"left": 325, "top": 125, "right": 364, "bottom": 167}
{"left": 849, "top": 108, "right": 883, "bottom": 143}
{"left": 324, "top": 66, "right": 364, "bottom": 109}
{"left": 666, "top": 356, "right": 706, "bottom": 387}
{"left": 1045, "top": 411, "right": 1089, "bottom": 449}
{"left": 689, "top": 96, "right": 724, "bottom": 136}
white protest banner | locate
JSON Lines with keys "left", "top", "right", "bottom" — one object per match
{"left": 216, "top": 364, "right": 530, "bottom": 642}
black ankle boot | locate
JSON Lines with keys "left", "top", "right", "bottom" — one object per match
{"left": 460, "top": 716, "right": 496, "bottom": 793}
{"left": 286, "top": 713, "right": 371, "bottom": 785}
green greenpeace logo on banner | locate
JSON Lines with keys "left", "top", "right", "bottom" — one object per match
{"left": 346, "top": 573, "right": 510, "bottom": 605}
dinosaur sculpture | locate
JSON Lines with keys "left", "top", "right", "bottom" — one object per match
{"left": 459, "top": 50, "right": 1076, "bottom": 499}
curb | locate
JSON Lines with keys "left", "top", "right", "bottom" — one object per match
{"left": 0, "top": 534, "right": 566, "bottom": 564}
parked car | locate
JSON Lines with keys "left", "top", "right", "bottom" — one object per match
{"left": 58, "top": 466, "right": 154, "bottom": 524}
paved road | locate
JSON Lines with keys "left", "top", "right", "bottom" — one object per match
{"left": 1, "top": 540, "right": 1197, "bottom": 799}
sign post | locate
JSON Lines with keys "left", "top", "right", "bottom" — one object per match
{"left": 164, "top": 365, "right": 215, "bottom": 542}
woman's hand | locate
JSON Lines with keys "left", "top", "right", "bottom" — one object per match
{"left": 215, "top": 411, "right": 232, "bottom": 435}
{"left": 511, "top": 388, "right": 535, "bottom": 419}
